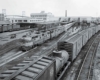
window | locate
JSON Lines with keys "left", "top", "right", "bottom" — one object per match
{"left": 24, "top": 20, "right": 27, "bottom": 22}
{"left": 18, "top": 20, "right": 22, "bottom": 22}
{"left": 15, "top": 20, "right": 17, "bottom": 22}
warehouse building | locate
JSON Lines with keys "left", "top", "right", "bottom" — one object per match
{"left": 30, "top": 11, "right": 59, "bottom": 22}
{"left": 5, "top": 15, "right": 30, "bottom": 23}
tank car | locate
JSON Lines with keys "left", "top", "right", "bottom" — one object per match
{"left": 52, "top": 50, "right": 69, "bottom": 74}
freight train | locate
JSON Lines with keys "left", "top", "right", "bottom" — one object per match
{"left": 21, "top": 26, "right": 65, "bottom": 51}
{"left": 0, "top": 25, "right": 100, "bottom": 80}
{"left": 14, "top": 25, "right": 100, "bottom": 80}
{"left": 0, "top": 24, "right": 30, "bottom": 33}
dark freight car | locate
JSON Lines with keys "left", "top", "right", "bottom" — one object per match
{"left": 14, "top": 57, "right": 56, "bottom": 80}
{"left": 58, "top": 34, "right": 82, "bottom": 61}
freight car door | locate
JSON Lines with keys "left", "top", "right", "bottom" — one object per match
{"left": 73, "top": 43, "right": 77, "bottom": 60}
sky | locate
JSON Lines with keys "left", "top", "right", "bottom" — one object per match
{"left": 0, "top": 0, "right": 100, "bottom": 17}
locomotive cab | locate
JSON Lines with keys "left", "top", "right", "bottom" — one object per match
{"left": 21, "top": 36, "right": 33, "bottom": 51}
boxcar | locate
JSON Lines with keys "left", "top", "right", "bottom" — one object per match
{"left": 2, "top": 25, "right": 8, "bottom": 32}
{"left": 92, "top": 27, "right": 96, "bottom": 36}
{"left": 15, "top": 57, "right": 56, "bottom": 80}
{"left": 88, "top": 28, "right": 93, "bottom": 39}
{"left": 96, "top": 25, "right": 100, "bottom": 33}
{"left": 12, "top": 24, "right": 20, "bottom": 30}
{"left": 7, "top": 25, "right": 12, "bottom": 31}
{"left": 80, "top": 29, "right": 89, "bottom": 46}
{"left": 58, "top": 34, "right": 82, "bottom": 61}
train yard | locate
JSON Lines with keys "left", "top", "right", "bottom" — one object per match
{"left": 0, "top": 21, "right": 100, "bottom": 80}
{"left": 0, "top": 22, "right": 74, "bottom": 72}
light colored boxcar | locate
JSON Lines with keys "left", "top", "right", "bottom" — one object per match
{"left": 88, "top": 28, "right": 93, "bottom": 39}
{"left": 92, "top": 27, "right": 96, "bottom": 36}
{"left": 7, "top": 25, "right": 12, "bottom": 31}
{"left": 80, "top": 29, "right": 89, "bottom": 46}
{"left": 16, "top": 24, "right": 20, "bottom": 29}
{"left": 96, "top": 25, "right": 100, "bottom": 33}
{"left": 2, "top": 25, "right": 8, "bottom": 32}
{"left": 98, "top": 25, "right": 100, "bottom": 31}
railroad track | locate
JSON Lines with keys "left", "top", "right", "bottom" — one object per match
{"left": 1, "top": 29, "right": 76, "bottom": 66}
{"left": 60, "top": 31, "right": 100, "bottom": 80}
{"left": 0, "top": 22, "right": 75, "bottom": 66}
{"left": 0, "top": 28, "right": 78, "bottom": 80}
{"left": 76, "top": 33, "right": 100, "bottom": 80}
{"left": 38, "top": 30, "right": 77, "bottom": 57}
{"left": 0, "top": 51, "right": 28, "bottom": 67}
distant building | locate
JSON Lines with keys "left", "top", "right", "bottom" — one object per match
{"left": 5, "top": 11, "right": 59, "bottom": 24}
{"left": 0, "top": 13, "right": 5, "bottom": 21}
{"left": 5, "top": 15, "right": 30, "bottom": 23}
{"left": 30, "top": 11, "right": 59, "bottom": 22}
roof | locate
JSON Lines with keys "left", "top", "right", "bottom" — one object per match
{"left": 18, "top": 21, "right": 60, "bottom": 25}
{"left": 64, "top": 33, "right": 82, "bottom": 43}
{"left": 35, "top": 21, "right": 59, "bottom": 24}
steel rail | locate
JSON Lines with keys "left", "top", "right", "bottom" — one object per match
{"left": 76, "top": 34, "right": 100, "bottom": 80}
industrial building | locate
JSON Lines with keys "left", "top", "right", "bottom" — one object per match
{"left": 30, "top": 11, "right": 59, "bottom": 22}
{"left": 5, "top": 15, "right": 30, "bottom": 23}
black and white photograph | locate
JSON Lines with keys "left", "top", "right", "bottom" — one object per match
{"left": 0, "top": 0, "right": 100, "bottom": 80}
